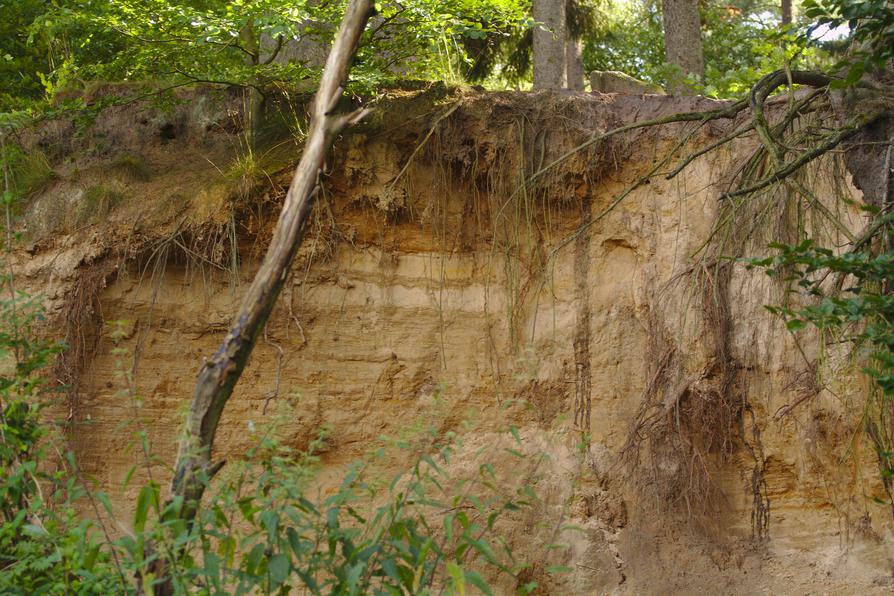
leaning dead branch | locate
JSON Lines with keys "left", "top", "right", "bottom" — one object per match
{"left": 170, "top": 0, "right": 376, "bottom": 526}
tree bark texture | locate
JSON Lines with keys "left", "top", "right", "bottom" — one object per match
{"left": 566, "top": 38, "right": 585, "bottom": 91}
{"left": 781, "top": 0, "right": 792, "bottom": 25}
{"left": 533, "top": 0, "right": 567, "bottom": 89}
{"left": 169, "top": 0, "right": 375, "bottom": 523}
{"left": 662, "top": 0, "right": 704, "bottom": 94}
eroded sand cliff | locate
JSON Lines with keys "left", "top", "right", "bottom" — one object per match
{"left": 14, "top": 85, "right": 894, "bottom": 593}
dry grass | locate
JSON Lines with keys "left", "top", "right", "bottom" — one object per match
{"left": 111, "top": 154, "right": 152, "bottom": 182}
{"left": 78, "top": 184, "right": 125, "bottom": 225}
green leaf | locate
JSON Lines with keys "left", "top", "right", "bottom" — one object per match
{"left": 546, "top": 565, "right": 573, "bottom": 574}
{"left": 95, "top": 491, "right": 115, "bottom": 517}
{"left": 446, "top": 561, "right": 465, "bottom": 596}
{"left": 246, "top": 543, "right": 266, "bottom": 575}
{"left": 204, "top": 551, "right": 221, "bottom": 583}
{"left": 268, "top": 553, "right": 290, "bottom": 585}
{"left": 122, "top": 465, "right": 137, "bottom": 490}
{"left": 381, "top": 556, "right": 401, "bottom": 584}
{"left": 260, "top": 509, "right": 280, "bottom": 543}
{"left": 134, "top": 484, "right": 155, "bottom": 532}
{"left": 785, "top": 319, "right": 806, "bottom": 331}
{"left": 464, "top": 570, "right": 493, "bottom": 596}
{"left": 22, "top": 522, "right": 47, "bottom": 537}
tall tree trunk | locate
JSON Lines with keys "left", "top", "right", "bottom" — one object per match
{"left": 566, "top": 38, "right": 585, "bottom": 91}
{"left": 169, "top": 0, "right": 374, "bottom": 529}
{"left": 781, "top": 0, "right": 792, "bottom": 25}
{"left": 662, "top": 0, "right": 704, "bottom": 94}
{"left": 533, "top": 0, "right": 567, "bottom": 89}
{"left": 239, "top": 23, "right": 265, "bottom": 148}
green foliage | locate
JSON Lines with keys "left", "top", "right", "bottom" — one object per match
{"left": 49, "top": 0, "right": 316, "bottom": 89}
{"left": 0, "top": 1, "right": 49, "bottom": 109}
{"left": 119, "top": 405, "right": 546, "bottom": 594}
{"left": 459, "top": 0, "right": 603, "bottom": 86}
{"left": 701, "top": 2, "right": 826, "bottom": 97}
{"left": 21, "top": 0, "right": 529, "bottom": 99}
{"left": 0, "top": 287, "right": 121, "bottom": 593}
{"left": 0, "top": 289, "right": 551, "bottom": 593}
{"left": 360, "top": 0, "right": 530, "bottom": 87}
{"left": 0, "top": 144, "right": 55, "bottom": 202}
{"left": 804, "top": 0, "right": 894, "bottom": 86}
{"left": 582, "top": 0, "right": 828, "bottom": 97}
{"left": 0, "top": 144, "right": 123, "bottom": 589}
{"left": 581, "top": 0, "right": 665, "bottom": 86}
{"left": 0, "top": 0, "right": 875, "bottom": 107}
{"left": 748, "top": 235, "right": 894, "bottom": 508}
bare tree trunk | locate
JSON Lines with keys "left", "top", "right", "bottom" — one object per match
{"left": 662, "top": 0, "right": 704, "bottom": 94}
{"left": 566, "top": 38, "right": 585, "bottom": 91}
{"left": 781, "top": 0, "right": 792, "bottom": 25}
{"left": 239, "top": 23, "right": 266, "bottom": 148}
{"left": 169, "top": 0, "right": 374, "bottom": 527}
{"left": 533, "top": 0, "right": 567, "bottom": 89}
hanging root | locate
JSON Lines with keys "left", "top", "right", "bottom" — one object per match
{"left": 53, "top": 265, "right": 112, "bottom": 424}
{"left": 621, "top": 261, "right": 749, "bottom": 527}
{"left": 617, "top": 68, "right": 890, "bottom": 535}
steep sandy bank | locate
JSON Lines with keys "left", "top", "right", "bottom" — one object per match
{"left": 13, "top": 85, "right": 894, "bottom": 593}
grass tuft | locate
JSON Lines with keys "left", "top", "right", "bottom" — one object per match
{"left": 1, "top": 144, "right": 56, "bottom": 199}
{"left": 111, "top": 154, "right": 152, "bottom": 181}
{"left": 224, "top": 149, "right": 266, "bottom": 201}
{"left": 78, "top": 184, "right": 124, "bottom": 225}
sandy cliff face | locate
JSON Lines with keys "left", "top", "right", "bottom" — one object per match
{"left": 15, "top": 86, "right": 894, "bottom": 593}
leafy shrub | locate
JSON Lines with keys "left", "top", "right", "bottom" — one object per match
{"left": 0, "top": 297, "right": 554, "bottom": 594}
{"left": 0, "top": 287, "right": 122, "bottom": 594}
{"left": 121, "top": 401, "right": 548, "bottom": 595}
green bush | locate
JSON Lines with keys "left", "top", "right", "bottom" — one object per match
{"left": 119, "top": 403, "right": 547, "bottom": 595}
{"left": 0, "top": 287, "right": 122, "bottom": 594}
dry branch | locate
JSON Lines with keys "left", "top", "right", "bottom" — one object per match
{"left": 169, "top": 0, "right": 375, "bottom": 522}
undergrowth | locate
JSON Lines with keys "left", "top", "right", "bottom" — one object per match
{"left": 0, "top": 273, "right": 120, "bottom": 593}
{"left": 5, "top": 317, "right": 569, "bottom": 594}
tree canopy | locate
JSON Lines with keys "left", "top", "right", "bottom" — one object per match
{"left": 0, "top": 0, "right": 861, "bottom": 111}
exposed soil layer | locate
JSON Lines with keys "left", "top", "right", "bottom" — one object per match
{"left": 14, "top": 85, "right": 894, "bottom": 593}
